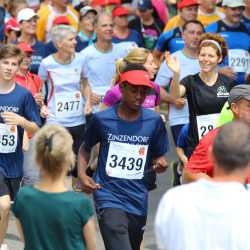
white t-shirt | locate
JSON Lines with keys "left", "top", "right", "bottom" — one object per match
{"left": 39, "top": 53, "right": 85, "bottom": 127}
{"left": 155, "top": 179, "right": 250, "bottom": 250}
{"left": 155, "top": 50, "right": 200, "bottom": 126}
{"left": 80, "top": 42, "right": 137, "bottom": 97}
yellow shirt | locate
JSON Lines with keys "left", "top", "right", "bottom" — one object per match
{"left": 163, "top": 7, "right": 224, "bottom": 31}
{"left": 198, "top": 7, "right": 225, "bottom": 27}
{"left": 163, "top": 15, "right": 184, "bottom": 32}
{"left": 36, "top": 4, "right": 79, "bottom": 42}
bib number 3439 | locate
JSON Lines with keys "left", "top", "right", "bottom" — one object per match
{"left": 106, "top": 141, "right": 148, "bottom": 179}
{"left": 0, "top": 124, "right": 18, "bottom": 153}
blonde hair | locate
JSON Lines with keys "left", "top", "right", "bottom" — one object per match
{"left": 34, "top": 125, "right": 75, "bottom": 180}
{"left": 113, "top": 48, "right": 150, "bottom": 83}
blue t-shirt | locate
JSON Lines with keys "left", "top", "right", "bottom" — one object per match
{"left": 31, "top": 40, "right": 47, "bottom": 74}
{"left": 177, "top": 123, "right": 189, "bottom": 155}
{"left": 206, "top": 20, "right": 250, "bottom": 84}
{"left": 0, "top": 84, "right": 41, "bottom": 178}
{"left": 112, "top": 29, "right": 144, "bottom": 47}
{"left": 83, "top": 106, "right": 168, "bottom": 216}
{"left": 155, "top": 27, "right": 184, "bottom": 54}
{"left": 44, "top": 36, "right": 89, "bottom": 58}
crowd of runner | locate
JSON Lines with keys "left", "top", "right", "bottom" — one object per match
{"left": 0, "top": 0, "right": 249, "bottom": 249}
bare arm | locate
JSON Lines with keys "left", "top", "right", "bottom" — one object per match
{"left": 160, "top": 87, "right": 186, "bottom": 109}
{"left": 83, "top": 217, "right": 97, "bottom": 250}
{"left": 153, "top": 49, "right": 164, "bottom": 67}
{"left": 15, "top": 218, "right": 24, "bottom": 242}
{"left": 78, "top": 144, "right": 101, "bottom": 193}
{"left": 1, "top": 112, "right": 39, "bottom": 134}
{"left": 176, "top": 147, "right": 188, "bottom": 166}
{"left": 182, "top": 168, "right": 211, "bottom": 184}
{"left": 160, "top": 87, "right": 176, "bottom": 104}
{"left": 164, "top": 52, "right": 186, "bottom": 100}
{"left": 80, "top": 77, "right": 92, "bottom": 115}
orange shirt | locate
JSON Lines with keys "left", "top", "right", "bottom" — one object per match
{"left": 15, "top": 71, "right": 43, "bottom": 97}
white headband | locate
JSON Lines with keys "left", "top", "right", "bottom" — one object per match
{"left": 200, "top": 39, "right": 222, "bottom": 54}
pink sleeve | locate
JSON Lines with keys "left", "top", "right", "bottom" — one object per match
{"left": 153, "top": 82, "right": 161, "bottom": 106}
{"left": 102, "top": 85, "right": 122, "bottom": 107}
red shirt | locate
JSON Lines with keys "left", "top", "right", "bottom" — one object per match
{"left": 15, "top": 71, "right": 42, "bottom": 96}
{"left": 185, "top": 128, "right": 250, "bottom": 183}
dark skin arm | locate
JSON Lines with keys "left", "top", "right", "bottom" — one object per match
{"left": 78, "top": 144, "right": 101, "bottom": 193}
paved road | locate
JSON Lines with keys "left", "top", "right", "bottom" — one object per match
{"left": 5, "top": 124, "right": 177, "bottom": 250}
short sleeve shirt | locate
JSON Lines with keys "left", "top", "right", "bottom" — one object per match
{"left": 38, "top": 53, "right": 85, "bottom": 127}
{"left": 13, "top": 185, "right": 93, "bottom": 250}
{"left": 181, "top": 73, "right": 234, "bottom": 156}
{"left": 83, "top": 106, "right": 168, "bottom": 216}
{"left": 0, "top": 85, "right": 41, "bottom": 178}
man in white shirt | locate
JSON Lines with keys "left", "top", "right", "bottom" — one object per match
{"left": 155, "top": 120, "right": 250, "bottom": 250}
{"left": 80, "top": 11, "right": 136, "bottom": 112}
{"left": 156, "top": 20, "right": 204, "bottom": 144}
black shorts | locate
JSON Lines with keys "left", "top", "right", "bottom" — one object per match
{"left": 0, "top": 173, "right": 22, "bottom": 201}
{"left": 97, "top": 208, "right": 147, "bottom": 250}
{"left": 170, "top": 124, "right": 185, "bottom": 146}
{"left": 66, "top": 124, "right": 85, "bottom": 177}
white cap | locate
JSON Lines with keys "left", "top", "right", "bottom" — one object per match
{"left": 222, "top": 0, "right": 245, "bottom": 8}
{"left": 17, "top": 8, "right": 38, "bottom": 23}
{"left": 80, "top": 6, "right": 97, "bottom": 17}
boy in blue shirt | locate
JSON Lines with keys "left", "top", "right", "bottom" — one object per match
{"left": 0, "top": 44, "right": 40, "bottom": 248}
{"left": 79, "top": 65, "right": 168, "bottom": 250}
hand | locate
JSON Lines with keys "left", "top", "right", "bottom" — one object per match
{"left": 153, "top": 156, "right": 168, "bottom": 173}
{"left": 90, "top": 92, "right": 101, "bottom": 106}
{"left": 173, "top": 98, "right": 185, "bottom": 109}
{"left": 1, "top": 112, "right": 24, "bottom": 126}
{"left": 80, "top": 174, "right": 101, "bottom": 194}
{"left": 165, "top": 51, "right": 180, "bottom": 74}
{"left": 40, "top": 105, "right": 49, "bottom": 118}
{"left": 34, "top": 93, "right": 44, "bottom": 107}
{"left": 219, "top": 67, "right": 236, "bottom": 80}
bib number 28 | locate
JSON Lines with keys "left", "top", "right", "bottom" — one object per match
{"left": 199, "top": 125, "right": 214, "bottom": 138}
{"left": 197, "top": 113, "right": 219, "bottom": 140}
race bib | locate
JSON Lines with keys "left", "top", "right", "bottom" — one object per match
{"left": 197, "top": 113, "right": 219, "bottom": 140}
{"left": 55, "top": 91, "right": 83, "bottom": 118}
{"left": 228, "top": 49, "right": 250, "bottom": 72}
{"left": 0, "top": 124, "right": 18, "bottom": 153}
{"left": 106, "top": 141, "right": 148, "bottom": 179}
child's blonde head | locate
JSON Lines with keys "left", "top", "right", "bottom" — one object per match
{"left": 34, "top": 124, "right": 75, "bottom": 179}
